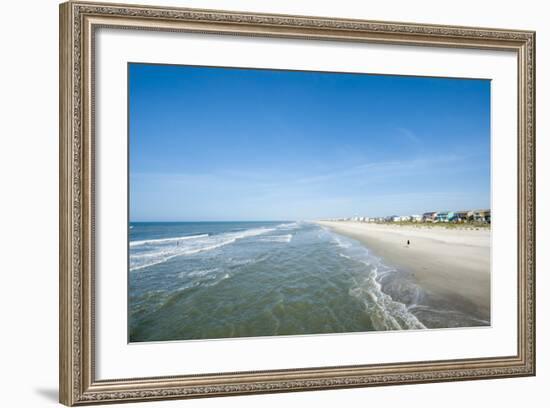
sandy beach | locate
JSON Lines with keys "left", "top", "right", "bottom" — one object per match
{"left": 317, "top": 221, "right": 491, "bottom": 324}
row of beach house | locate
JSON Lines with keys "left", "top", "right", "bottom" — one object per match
{"left": 338, "top": 209, "right": 491, "bottom": 224}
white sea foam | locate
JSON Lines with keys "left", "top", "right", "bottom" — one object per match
{"left": 275, "top": 222, "right": 299, "bottom": 231}
{"left": 332, "top": 236, "right": 352, "bottom": 249}
{"left": 328, "top": 230, "right": 426, "bottom": 330}
{"left": 348, "top": 266, "right": 426, "bottom": 331}
{"left": 228, "top": 254, "right": 271, "bottom": 268}
{"left": 173, "top": 268, "right": 232, "bottom": 293}
{"left": 130, "top": 227, "right": 275, "bottom": 271}
{"left": 257, "top": 234, "right": 293, "bottom": 243}
{"left": 184, "top": 268, "right": 221, "bottom": 278}
{"left": 130, "top": 234, "right": 209, "bottom": 247}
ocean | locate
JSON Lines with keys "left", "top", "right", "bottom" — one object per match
{"left": 129, "top": 221, "right": 484, "bottom": 342}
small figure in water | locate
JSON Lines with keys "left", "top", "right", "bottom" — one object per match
{"left": 407, "top": 239, "right": 410, "bottom": 247}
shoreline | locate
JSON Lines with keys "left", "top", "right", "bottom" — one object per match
{"left": 316, "top": 221, "right": 491, "bottom": 323}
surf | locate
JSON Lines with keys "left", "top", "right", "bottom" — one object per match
{"left": 129, "top": 225, "right": 278, "bottom": 271}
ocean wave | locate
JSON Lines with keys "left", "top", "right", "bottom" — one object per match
{"left": 257, "top": 234, "right": 293, "bottom": 243}
{"left": 328, "top": 230, "right": 426, "bottom": 330}
{"left": 349, "top": 266, "right": 426, "bottom": 331}
{"left": 171, "top": 272, "right": 232, "bottom": 298}
{"left": 130, "top": 234, "right": 209, "bottom": 247}
{"left": 228, "top": 254, "right": 271, "bottom": 269}
{"left": 183, "top": 268, "right": 221, "bottom": 278}
{"left": 130, "top": 227, "right": 275, "bottom": 271}
{"left": 332, "top": 236, "right": 352, "bottom": 249}
{"left": 178, "top": 268, "right": 231, "bottom": 290}
{"left": 275, "top": 222, "right": 299, "bottom": 231}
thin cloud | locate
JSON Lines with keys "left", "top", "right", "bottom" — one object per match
{"left": 396, "top": 127, "right": 422, "bottom": 145}
{"left": 132, "top": 154, "right": 468, "bottom": 193}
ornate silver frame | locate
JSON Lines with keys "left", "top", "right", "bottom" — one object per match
{"left": 59, "top": 1, "right": 536, "bottom": 405}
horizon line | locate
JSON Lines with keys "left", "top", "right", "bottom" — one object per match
{"left": 129, "top": 219, "right": 300, "bottom": 223}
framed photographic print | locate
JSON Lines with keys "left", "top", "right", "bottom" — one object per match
{"left": 59, "top": 1, "right": 536, "bottom": 405}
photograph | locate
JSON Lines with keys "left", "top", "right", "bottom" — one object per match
{"left": 128, "top": 63, "right": 491, "bottom": 343}
{"left": 55, "top": 1, "right": 536, "bottom": 404}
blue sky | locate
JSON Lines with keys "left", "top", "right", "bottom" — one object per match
{"left": 129, "top": 63, "right": 490, "bottom": 221}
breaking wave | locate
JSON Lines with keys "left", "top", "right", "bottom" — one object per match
{"left": 328, "top": 232, "right": 426, "bottom": 331}
{"left": 130, "top": 234, "right": 209, "bottom": 247}
{"left": 130, "top": 226, "right": 276, "bottom": 271}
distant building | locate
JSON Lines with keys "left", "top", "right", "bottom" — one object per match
{"left": 446, "top": 211, "right": 458, "bottom": 222}
{"left": 454, "top": 211, "right": 472, "bottom": 222}
{"left": 422, "top": 212, "right": 437, "bottom": 222}
{"left": 411, "top": 214, "right": 422, "bottom": 222}
{"left": 434, "top": 211, "right": 450, "bottom": 222}
{"left": 473, "top": 209, "right": 491, "bottom": 223}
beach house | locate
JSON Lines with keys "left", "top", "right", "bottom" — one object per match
{"left": 422, "top": 211, "right": 437, "bottom": 222}
{"left": 434, "top": 211, "right": 450, "bottom": 222}
{"left": 473, "top": 209, "right": 491, "bottom": 223}
{"left": 455, "top": 210, "right": 472, "bottom": 222}
{"left": 446, "top": 211, "right": 458, "bottom": 222}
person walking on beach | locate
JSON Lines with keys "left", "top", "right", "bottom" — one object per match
{"left": 407, "top": 239, "right": 410, "bottom": 247}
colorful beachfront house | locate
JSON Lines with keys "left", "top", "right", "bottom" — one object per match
{"left": 436, "top": 211, "right": 459, "bottom": 222}
{"left": 422, "top": 211, "right": 437, "bottom": 222}
{"left": 454, "top": 211, "right": 472, "bottom": 222}
{"left": 446, "top": 211, "right": 458, "bottom": 222}
{"left": 473, "top": 209, "right": 491, "bottom": 223}
{"left": 434, "top": 211, "right": 450, "bottom": 222}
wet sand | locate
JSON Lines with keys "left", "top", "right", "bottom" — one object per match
{"left": 317, "top": 221, "right": 491, "bottom": 323}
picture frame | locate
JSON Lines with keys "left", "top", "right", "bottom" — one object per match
{"left": 59, "top": 1, "right": 536, "bottom": 405}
